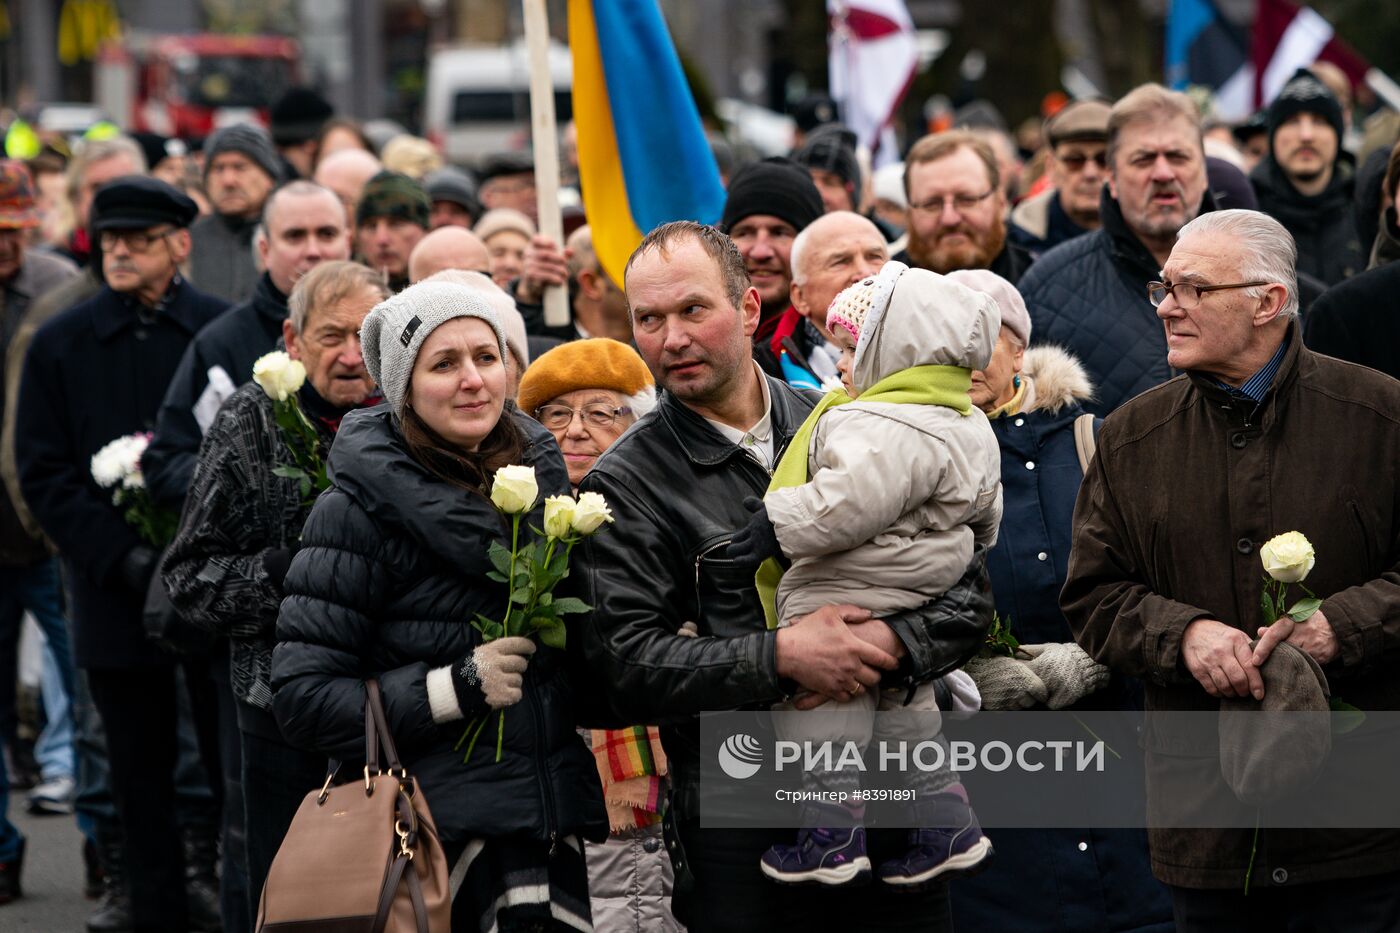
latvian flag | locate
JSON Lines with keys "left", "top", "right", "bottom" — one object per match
{"left": 1166, "top": 0, "right": 1368, "bottom": 121}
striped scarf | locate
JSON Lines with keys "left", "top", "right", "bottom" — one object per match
{"left": 591, "top": 726, "right": 667, "bottom": 833}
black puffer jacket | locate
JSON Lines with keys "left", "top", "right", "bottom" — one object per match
{"left": 578, "top": 375, "right": 996, "bottom": 818}
{"left": 272, "top": 404, "right": 608, "bottom": 847}
{"left": 1251, "top": 155, "right": 1364, "bottom": 286}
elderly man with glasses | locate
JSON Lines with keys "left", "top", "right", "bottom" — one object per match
{"left": 1064, "top": 207, "right": 1400, "bottom": 930}
{"left": 15, "top": 176, "right": 229, "bottom": 931}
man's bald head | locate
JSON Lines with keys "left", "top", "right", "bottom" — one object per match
{"left": 408, "top": 225, "right": 493, "bottom": 284}
{"left": 789, "top": 211, "right": 889, "bottom": 336}
{"left": 314, "top": 148, "right": 383, "bottom": 225}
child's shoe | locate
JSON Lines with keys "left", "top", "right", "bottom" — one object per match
{"left": 878, "top": 796, "right": 993, "bottom": 889}
{"left": 759, "top": 826, "right": 871, "bottom": 886}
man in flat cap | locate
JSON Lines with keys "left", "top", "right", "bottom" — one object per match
{"left": 190, "top": 123, "right": 283, "bottom": 303}
{"left": 1009, "top": 100, "right": 1112, "bottom": 258}
{"left": 477, "top": 151, "right": 537, "bottom": 222}
{"left": 15, "top": 176, "right": 228, "bottom": 932}
{"left": 355, "top": 170, "right": 430, "bottom": 293}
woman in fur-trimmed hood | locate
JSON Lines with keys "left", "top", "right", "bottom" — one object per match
{"left": 949, "top": 269, "right": 1175, "bottom": 933}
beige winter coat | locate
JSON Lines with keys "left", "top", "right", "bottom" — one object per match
{"left": 767, "top": 266, "right": 1003, "bottom": 623}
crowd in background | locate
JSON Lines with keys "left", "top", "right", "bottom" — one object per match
{"left": 0, "top": 62, "right": 1398, "bottom": 932}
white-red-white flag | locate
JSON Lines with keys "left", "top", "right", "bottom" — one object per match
{"left": 828, "top": 0, "right": 917, "bottom": 167}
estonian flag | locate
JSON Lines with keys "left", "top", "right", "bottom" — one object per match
{"left": 569, "top": 0, "right": 727, "bottom": 286}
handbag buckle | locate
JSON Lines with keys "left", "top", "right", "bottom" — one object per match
{"left": 395, "top": 819, "right": 414, "bottom": 860}
{"left": 364, "top": 766, "right": 378, "bottom": 796}
{"left": 316, "top": 771, "right": 335, "bottom": 805}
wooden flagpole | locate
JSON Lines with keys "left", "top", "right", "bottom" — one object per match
{"left": 522, "top": 0, "right": 571, "bottom": 327}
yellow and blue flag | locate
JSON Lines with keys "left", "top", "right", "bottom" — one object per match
{"left": 569, "top": 0, "right": 726, "bottom": 286}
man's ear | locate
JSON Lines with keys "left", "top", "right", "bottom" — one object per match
{"left": 577, "top": 267, "right": 604, "bottom": 301}
{"left": 283, "top": 319, "right": 302, "bottom": 361}
{"left": 740, "top": 286, "right": 762, "bottom": 338}
{"left": 168, "top": 228, "right": 193, "bottom": 264}
{"left": 1254, "top": 283, "right": 1289, "bottom": 327}
{"left": 790, "top": 281, "right": 811, "bottom": 320}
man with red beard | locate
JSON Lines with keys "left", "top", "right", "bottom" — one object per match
{"left": 894, "top": 130, "right": 1033, "bottom": 284}
{"left": 1019, "top": 84, "right": 1213, "bottom": 416}
{"left": 719, "top": 159, "right": 825, "bottom": 381}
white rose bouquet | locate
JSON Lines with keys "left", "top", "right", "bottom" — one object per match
{"left": 252, "top": 351, "right": 327, "bottom": 506}
{"left": 456, "top": 464, "right": 615, "bottom": 761}
{"left": 1259, "top": 531, "right": 1322, "bottom": 624}
{"left": 90, "top": 432, "right": 178, "bottom": 546}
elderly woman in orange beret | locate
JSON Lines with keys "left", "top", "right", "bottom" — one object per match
{"left": 518, "top": 338, "right": 679, "bottom": 932}
{"left": 517, "top": 338, "right": 657, "bottom": 492}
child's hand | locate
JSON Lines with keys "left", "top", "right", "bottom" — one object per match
{"left": 725, "top": 497, "right": 782, "bottom": 569}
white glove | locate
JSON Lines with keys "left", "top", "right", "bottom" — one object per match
{"left": 455, "top": 636, "right": 537, "bottom": 710}
{"left": 1021, "top": 642, "right": 1111, "bottom": 709}
{"left": 963, "top": 655, "right": 1048, "bottom": 710}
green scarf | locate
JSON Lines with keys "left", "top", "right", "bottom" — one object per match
{"left": 756, "top": 364, "right": 974, "bottom": 629}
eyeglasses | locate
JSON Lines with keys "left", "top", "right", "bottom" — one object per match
{"left": 534, "top": 402, "right": 632, "bottom": 431}
{"left": 1056, "top": 151, "right": 1107, "bottom": 171}
{"left": 909, "top": 189, "right": 995, "bottom": 215}
{"left": 99, "top": 227, "right": 175, "bottom": 253}
{"left": 1146, "top": 280, "right": 1272, "bottom": 310}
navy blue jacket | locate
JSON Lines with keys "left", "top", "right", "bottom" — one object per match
{"left": 954, "top": 350, "right": 1173, "bottom": 933}
{"left": 16, "top": 278, "right": 228, "bottom": 669}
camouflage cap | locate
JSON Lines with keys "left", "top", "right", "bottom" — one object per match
{"left": 356, "top": 170, "right": 430, "bottom": 229}
{"left": 0, "top": 160, "right": 40, "bottom": 230}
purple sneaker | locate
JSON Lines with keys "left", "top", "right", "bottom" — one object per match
{"left": 760, "top": 827, "right": 872, "bottom": 886}
{"left": 878, "top": 801, "right": 993, "bottom": 889}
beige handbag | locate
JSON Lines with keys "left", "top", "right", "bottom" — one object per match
{"left": 256, "top": 680, "right": 451, "bottom": 932}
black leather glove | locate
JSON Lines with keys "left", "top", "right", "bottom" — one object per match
{"left": 262, "top": 540, "right": 300, "bottom": 590}
{"left": 725, "top": 497, "right": 782, "bottom": 570}
{"left": 119, "top": 545, "right": 159, "bottom": 594}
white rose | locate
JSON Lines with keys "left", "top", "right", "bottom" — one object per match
{"left": 91, "top": 433, "right": 149, "bottom": 488}
{"left": 252, "top": 351, "right": 307, "bottom": 402}
{"left": 543, "top": 496, "right": 576, "bottom": 539}
{"left": 571, "top": 491, "right": 614, "bottom": 535}
{"left": 1261, "top": 531, "right": 1316, "bottom": 584}
{"left": 490, "top": 465, "right": 539, "bottom": 515}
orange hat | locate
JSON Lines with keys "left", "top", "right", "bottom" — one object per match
{"left": 517, "top": 338, "right": 654, "bottom": 417}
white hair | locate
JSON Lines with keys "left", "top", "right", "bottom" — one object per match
{"left": 624, "top": 384, "right": 657, "bottom": 421}
{"left": 1176, "top": 210, "right": 1300, "bottom": 319}
{"left": 790, "top": 224, "right": 814, "bottom": 286}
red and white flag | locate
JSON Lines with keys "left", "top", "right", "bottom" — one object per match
{"left": 828, "top": 0, "right": 917, "bottom": 167}
{"left": 1251, "top": 0, "right": 1368, "bottom": 108}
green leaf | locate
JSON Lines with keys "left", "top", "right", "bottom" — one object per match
{"left": 487, "top": 542, "right": 514, "bottom": 577}
{"left": 511, "top": 586, "right": 532, "bottom": 606}
{"left": 272, "top": 465, "right": 304, "bottom": 479}
{"left": 1330, "top": 698, "right": 1366, "bottom": 735}
{"left": 551, "top": 597, "right": 590, "bottom": 615}
{"left": 1287, "top": 598, "right": 1323, "bottom": 622}
{"left": 538, "top": 620, "right": 567, "bottom": 649}
{"left": 1260, "top": 590, "right": 1274, "bottom": 624}
{"left": 538, "top": 592, "right": 552, "bottom": 607}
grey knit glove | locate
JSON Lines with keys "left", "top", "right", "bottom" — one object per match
{"left": 1021, "top": 642, "right": 1111, "bottom": 709}
{"left": 963, "top": 655, "right": 1048, "bottom": 710}
{"left": 450, "top": 637, "right": 537, "bottom": 712}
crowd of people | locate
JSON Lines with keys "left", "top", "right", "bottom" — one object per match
{"left": 0, "top": 63, "right": 1397, "bottom": 933}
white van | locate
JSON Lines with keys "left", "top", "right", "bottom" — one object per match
{"left": 423, "top": 39, "right": 572, "bottom": 167}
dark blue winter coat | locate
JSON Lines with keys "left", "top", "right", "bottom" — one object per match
{"left": 953, "top": 347, "right": 1173, "bottom": 933}
{"left": 16, "top": 277, "right": 229, "bottom": 669}
{"left": 1018, "top": 190, "right": 1217, "bottom": 416}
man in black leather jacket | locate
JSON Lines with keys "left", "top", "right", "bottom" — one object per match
{"left": 578, "top": 221, "right": 994, "bottom": 933}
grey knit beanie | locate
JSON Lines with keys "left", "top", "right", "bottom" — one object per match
{"left": 203, "top": 124, "right": 283, "bottom": 183}
{"left": 360, "top": 279, "right": 508, "bottom": 416}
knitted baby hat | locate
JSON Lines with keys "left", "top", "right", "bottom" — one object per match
{"left": 826, "top": 260, "right": 907, "bottom": 345}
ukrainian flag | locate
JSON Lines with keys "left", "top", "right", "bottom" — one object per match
{"left": 569, "top": 0, "right": 726, "bottom": 286}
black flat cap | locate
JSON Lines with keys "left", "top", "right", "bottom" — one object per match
{"left": 477, "top": 151, "right": 534, "bottom": 183}
{"left": 92, "top": 176, "right": 199, "bottom": 232}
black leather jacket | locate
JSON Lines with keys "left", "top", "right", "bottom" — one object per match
{"left": 578, "top": 372, "right": 995, "bottom": 816}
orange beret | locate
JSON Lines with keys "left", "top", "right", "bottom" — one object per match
{"left": 517, "top": 338, "right": 655, "bottom": 416}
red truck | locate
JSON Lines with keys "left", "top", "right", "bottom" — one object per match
{"left": 95, "top": 32, "right": 299, "bottom": 139}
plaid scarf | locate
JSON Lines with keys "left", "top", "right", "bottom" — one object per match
{"left": 591, "top": 726, "right": 667, "bottom": 833}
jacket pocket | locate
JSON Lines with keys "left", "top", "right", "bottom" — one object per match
{"left": 693, "top": 539, "right": 766, "bottom": 638}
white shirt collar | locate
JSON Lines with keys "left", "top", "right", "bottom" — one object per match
{"left": 702, "top": 361, "right": 774, "bottom": 469}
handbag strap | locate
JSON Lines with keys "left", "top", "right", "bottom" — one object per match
{"left": 364, "top": 680, "right": 404, "bottom": 773}
{"left": 370, "top": 787, "right": 430, "bottom": 933}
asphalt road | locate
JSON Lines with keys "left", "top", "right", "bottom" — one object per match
{"left": 2, "top": 790, "right": 92, "bottom": 930}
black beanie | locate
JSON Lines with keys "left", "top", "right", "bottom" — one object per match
{"left": 270, "top": 87, "right": 334, "bottom": 146}
{"left": 792, "top": 124, "right": 861, "bottom": 198}
{"left": 1267, "top": 68, "right": 1344, "bottom": 155}
{"left": 720, "top": 158, "right": 824, "bottom": 234}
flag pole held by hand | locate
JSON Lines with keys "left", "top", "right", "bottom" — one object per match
{"left": 523, "top": 0, "right": 570, "bottom": 328}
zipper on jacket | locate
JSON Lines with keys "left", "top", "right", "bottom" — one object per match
{"left": 524, "top": 669, "right": 559, "bottom": 852}
{"left": 694, "top": 538, "right": 734, "bottom": 590}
